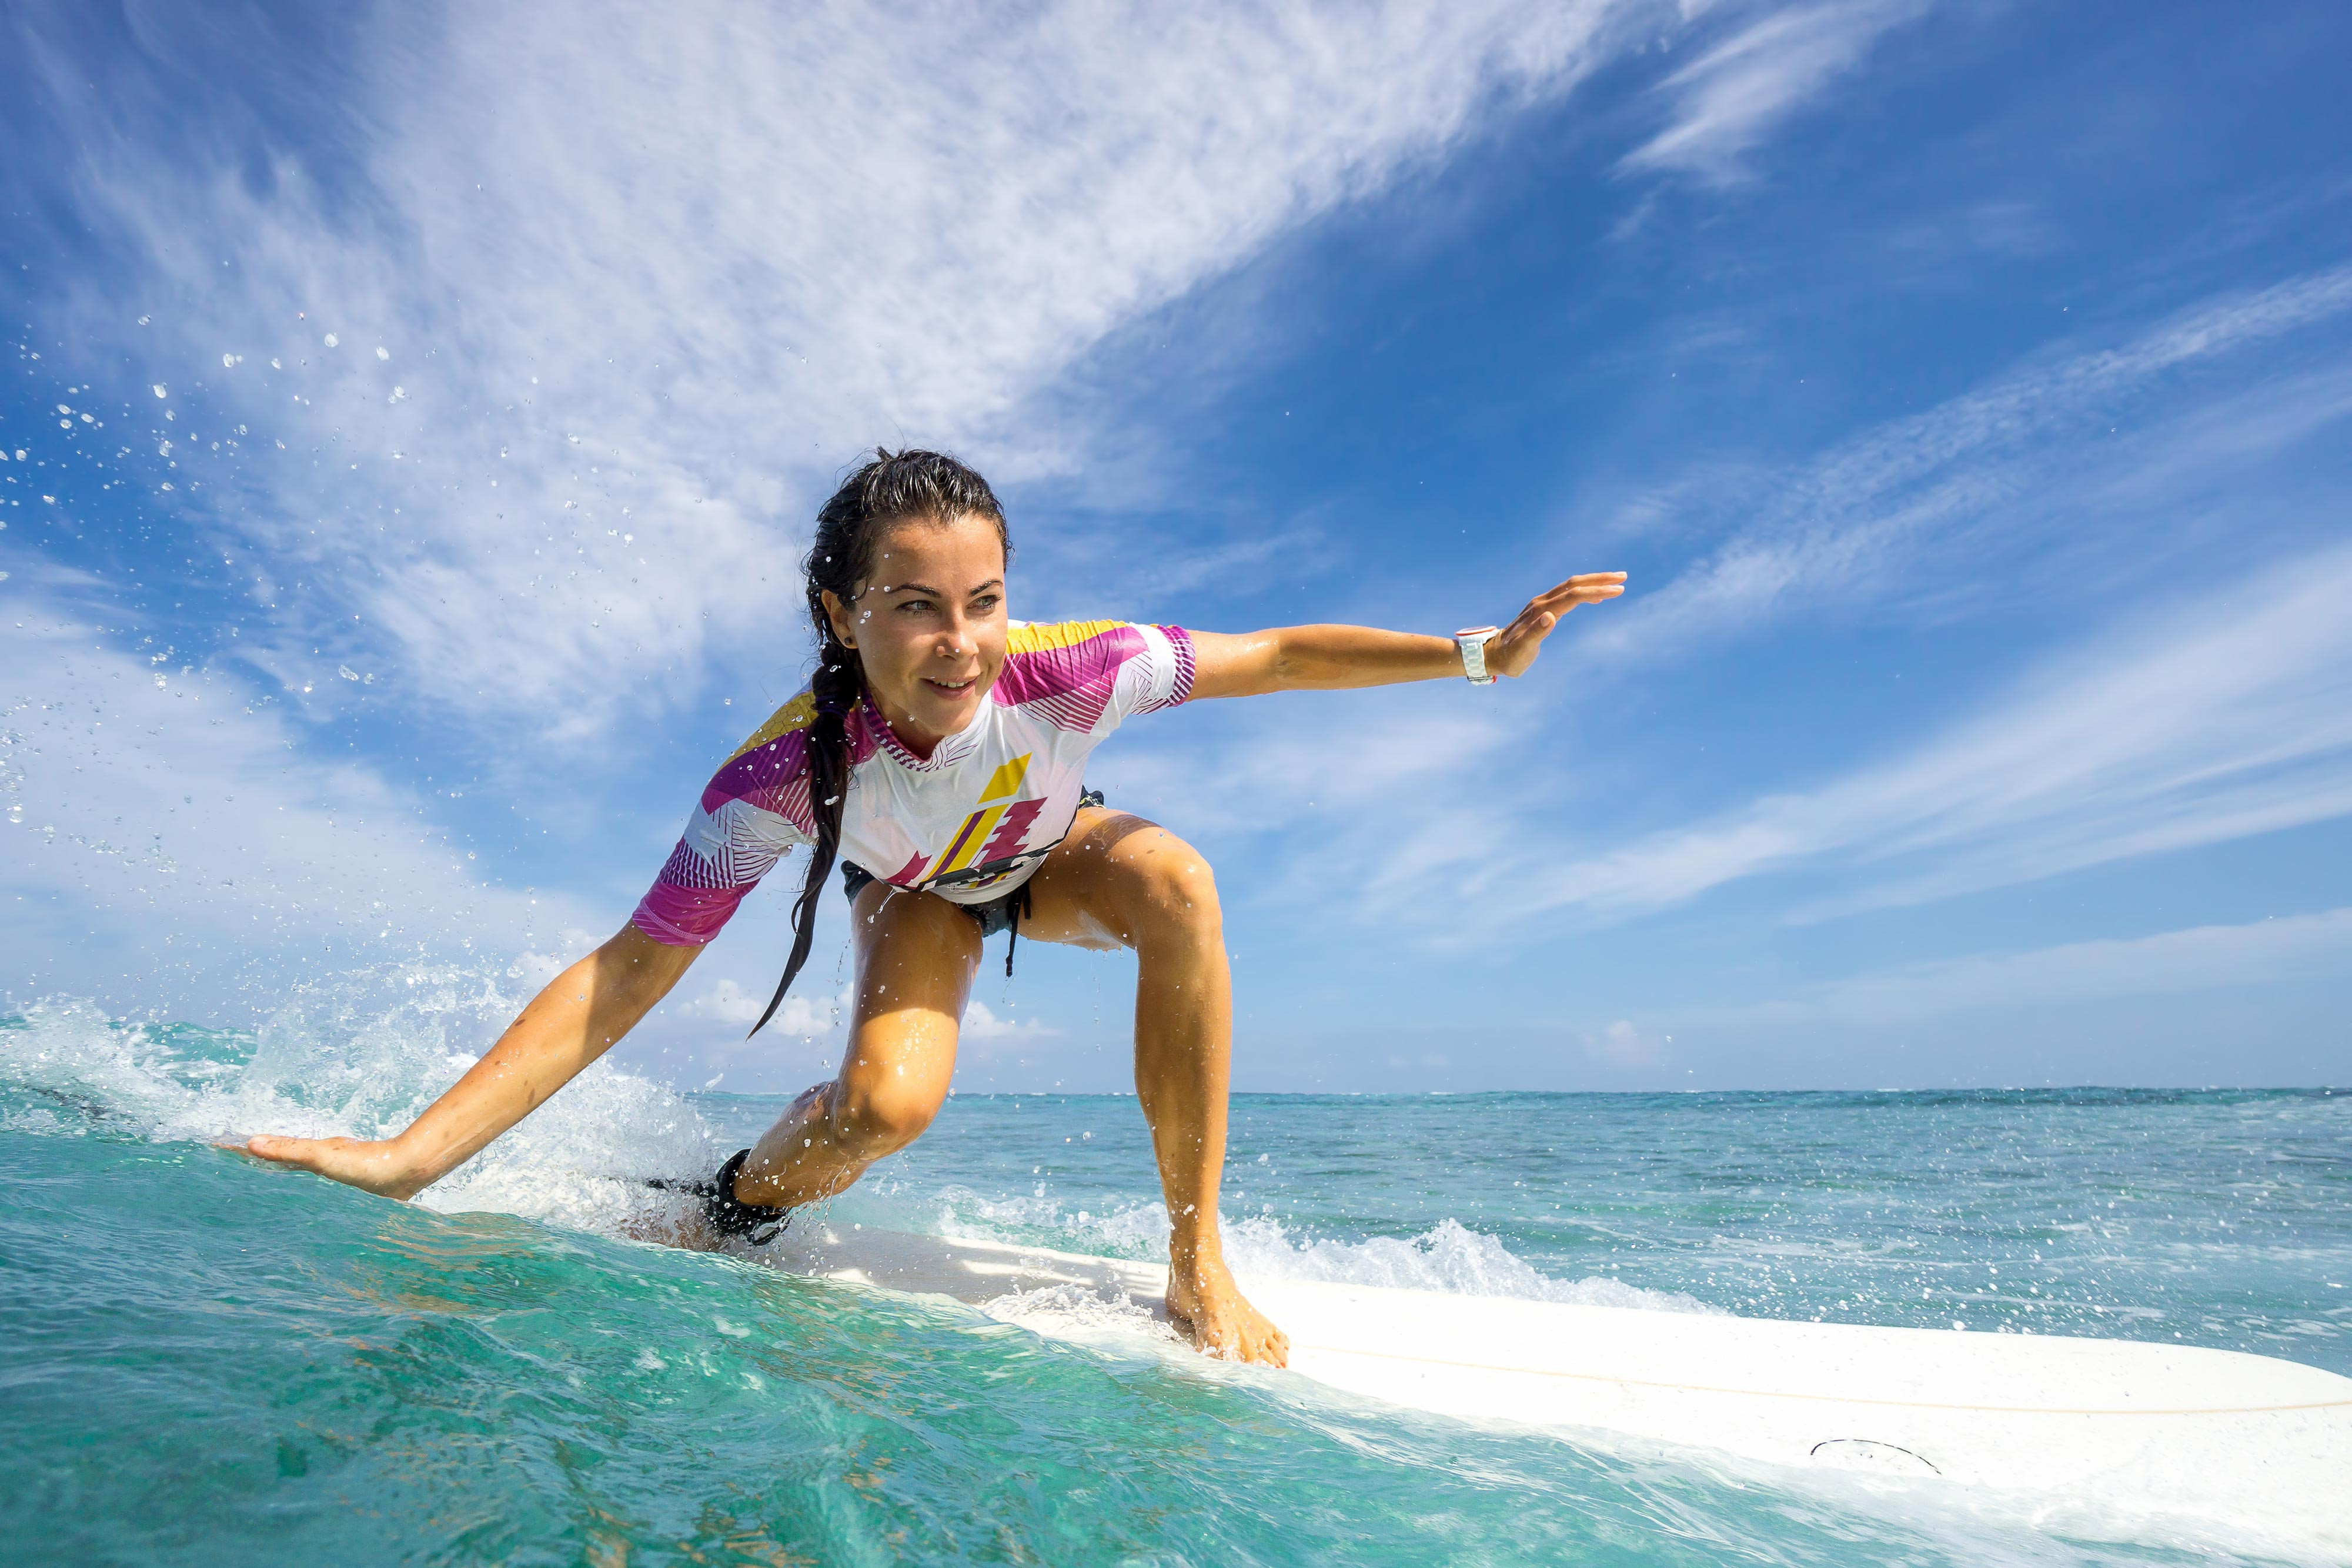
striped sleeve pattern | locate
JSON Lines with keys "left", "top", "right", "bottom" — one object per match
{"left": 992, "top": 620, "right": 1195, "bottom": 733}
{"left": 629, "top": 693, "right": 819, "bottom": 945}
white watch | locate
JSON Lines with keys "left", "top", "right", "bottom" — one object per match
{"left": 1455, "top": 626, "right": 1500, "bottom": 685}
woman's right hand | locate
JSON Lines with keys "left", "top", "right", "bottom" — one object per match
{"left": 239, "top": 1134, "right": 430, "bottom": 1200}
{"left": 233, "top": 924, "right": 700, "bottom": 1201}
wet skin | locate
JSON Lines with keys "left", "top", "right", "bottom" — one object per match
{"left": 241, "top": 510, "right": 1625, "bottom": 1368}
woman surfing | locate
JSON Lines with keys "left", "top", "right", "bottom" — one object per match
{"left": 243, "top": 449, "right": 1625, "bottom": 1365}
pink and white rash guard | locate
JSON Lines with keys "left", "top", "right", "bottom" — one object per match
{"left": 630, "top": 620, "right": 1195, "bottom": 945}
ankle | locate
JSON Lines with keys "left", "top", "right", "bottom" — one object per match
{"left": 1168, "top": 1229, "right": 1225, "bottom": 1275}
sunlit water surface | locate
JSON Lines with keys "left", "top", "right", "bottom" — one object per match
{"left": 2, "top": 982, "right": 2346, "bottom": 1566}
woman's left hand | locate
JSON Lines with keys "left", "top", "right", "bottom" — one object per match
{"left": 1485, "top": 571, "right": 1626, "bottom": 678}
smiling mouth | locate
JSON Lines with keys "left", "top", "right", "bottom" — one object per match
{"left": 923, "top": 675, "right": 978, "bottom": 694}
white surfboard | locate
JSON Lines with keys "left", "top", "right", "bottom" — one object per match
{"left": 759, "top": 1221, "right": 2352, "bottom": 1556}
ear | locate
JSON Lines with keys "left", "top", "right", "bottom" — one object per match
{"left": 819, "top": 587, "right": 857, "bottom": 649}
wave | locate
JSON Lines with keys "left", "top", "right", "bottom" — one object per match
{"left": 6, "top": 987, "right": 1709, "bottom": 1316}
{"left": 0, "top": 981, "right": 722, "bottom": 1233}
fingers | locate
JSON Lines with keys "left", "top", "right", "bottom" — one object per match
{"left": 242, "top": 1134, "right": 318, "bottom": 1170}
{"left": 1529, "top": 572, "right": 1627, "bottom": 611}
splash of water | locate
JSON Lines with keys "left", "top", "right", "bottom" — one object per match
{"left": 910, "top": 1181, "right": 1714, "bottom": 1313}
{"left": 0, "top": 977, "right": 723, "bottom": 1233}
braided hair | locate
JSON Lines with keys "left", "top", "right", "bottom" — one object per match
{"left": 748, "top": 448, "right": 1010, "bottom": 1037}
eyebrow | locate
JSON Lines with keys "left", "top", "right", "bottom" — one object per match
{"left": 876, "top": 578, "right": 1003, "bottom": 599}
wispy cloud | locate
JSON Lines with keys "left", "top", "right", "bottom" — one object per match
{"left": 29, "top": 0, "right": 1656, "bottom": 747}
{"left": 0, "top": 583, "right": 583, "bottom": 989}
{"left": 1577, "top": 263, "right": 2352, "bottom": 667}
{"left": 1620, "top": 0, "right": 1928, "bottom": 185}
{"left": 1510, "top": 542, "right": 2352, "bottom": 926}
{"left": 684, "top": 979, "right": 847, "bottom": 1038}
{"left": 1698, "top": 905, "right": 2352, "bottom": 1026}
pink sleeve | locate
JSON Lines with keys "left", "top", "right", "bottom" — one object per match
{"left": 991, "top": 621, "right": 1195, "bottom": 733}
{"left": 629, "top": 728, "right": 816, "bottom": 946}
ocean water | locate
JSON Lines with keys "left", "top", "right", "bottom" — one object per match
{"left": 2, "top": 979, "right": 2347, "bottom": 1566}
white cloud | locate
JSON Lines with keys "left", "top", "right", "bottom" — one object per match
{"left": 44, "top": 0, "right": 1657, "bottom": 746}
{"left": 684, "top": 978, "right": 847, "bottom": 1037}
{"left": 1703, "top": 906, "right": 2352, "bottom": 1026}
{"left": 1511, "top": 543, "right": 2352, "bottom": 926}
{"left": 673, "top": 979, "right": 1047, "bottom": 1051}
{"left": 1584, "top": 1018, "right": 1669, "bottom": 1065}
{"left": 1621, "top": 0, "right": 1927, "bottom": 185}
{"left": 0, "top": 584, "right": 587, "bottom": 978}
{"left": 1578, "top": 263, "right": 2352, "bottom": 668}
{"left": 963, "top": 999, "right": 1060, "bottom": 1041}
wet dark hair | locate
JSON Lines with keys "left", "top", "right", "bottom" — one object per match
{"left": 749, "top": 448, "right": 1010, "bottom": 1037}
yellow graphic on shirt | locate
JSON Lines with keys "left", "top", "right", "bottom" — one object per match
{"left": 724, "top": 691, "right": 818, "bottom": 763}
{"left": 1005, "top": 618, "right": 1125, "bottom": 654}
{"left": 920, "top": 752, "right": 1034, "bottom": 882}
{"left": 977, "top": 753, "right": 1030, "bottom": 804}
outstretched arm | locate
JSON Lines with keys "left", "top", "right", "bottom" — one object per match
{"left": 1186, "top": 571, "right": 1624, "bottom": 699}
{"left": 240, "top": 923, "right": 700, "bottom": 1198}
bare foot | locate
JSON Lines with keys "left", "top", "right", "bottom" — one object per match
{"left": 1166, "top": 1250, "right": 1289, "bottom": 1366}
{"left": 235, "top": 1135, "right": 426, "bottom": 1200}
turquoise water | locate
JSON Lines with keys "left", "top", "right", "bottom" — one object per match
{"left": 2, "top": 985, "right": 2346, "bottom": 1565}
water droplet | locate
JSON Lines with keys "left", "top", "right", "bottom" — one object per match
{"left": 152, "top": 385, "right": 168, "bottom": 399}
{"left": 323, "top": 333, "right": 339, "bottom": 347}
{"left": 222, "top": 353, "right": 235, "bottom": 368}
{"left": 375, "top": 346, "right": 389, "bottom": 360}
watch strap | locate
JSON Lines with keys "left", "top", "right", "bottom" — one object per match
{"left": 1455, "top": 626, "right": 1499, "bottom": 685}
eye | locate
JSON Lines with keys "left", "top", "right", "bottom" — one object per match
{"left": 896, "top": 597, "right": 934, "bottom": 616}
{"left": 971, "top": 593, "right": 1001, "bottom": 614}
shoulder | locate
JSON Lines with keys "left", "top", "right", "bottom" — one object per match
{"left": 703, "top": 691, "right": 818, "bottom": 806}
{"left": 994, "top": 620, "right": 1192, "bottom": 726}
{"left": 996, "top": 620, "right": 1156, "bottom": 700}
{"left": 1005, "top": 618, "right": 1137, "bottom": 657}
{"left": 725, "top": 691, "right": 818, "bottom": 762}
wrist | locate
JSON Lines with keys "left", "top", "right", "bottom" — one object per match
{"left": 1454, "top": 626, "right": 1500, "bottom": 684}
{"left": 384, "top": 1132, "right": 449, "bottom": 1196}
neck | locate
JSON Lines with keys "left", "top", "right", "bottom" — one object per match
{"left": 867, "top": 689, "right": 950, "bottom": 760}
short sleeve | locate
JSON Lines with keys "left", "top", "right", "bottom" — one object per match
{"left": 629, "top": 697, "right": 818, "bottom": 945}
{"left": 994, "top": 620, "right": 1195, "bottom": 735}
{"left": 1120, "top": 624, "right": 1197, "bottom": 717}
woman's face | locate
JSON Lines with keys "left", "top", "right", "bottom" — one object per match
{"left": 823, "top": 511, "right": 1008, "bottom": 753}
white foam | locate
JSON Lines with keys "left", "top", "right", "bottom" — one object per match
{"left": 907, "top": 1184, "right": 1715, "bottom": 1315}
{"left": 1, "top": 981, "right": 724, "bottom": 1234}
{"left": 11, "top": 989, "right": 1706, "bottom": 1316}
{"left": 978, "top": 1281, "right": 1178, "bottom": 1348}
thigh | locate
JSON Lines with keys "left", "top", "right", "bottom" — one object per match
{"left": 833, "top": 879, "right": 984, "bottom": 1114}
{"left": 1018, "top": 807, "right": 1207, "bottom": 951}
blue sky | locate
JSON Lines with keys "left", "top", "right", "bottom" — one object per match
{"left": 4, "top": 1, "right": 2348, "bottom": 1092}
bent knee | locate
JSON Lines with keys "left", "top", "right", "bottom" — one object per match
{"left": 1123, "top": 835, "right": 1223, "bottom": 941}
{"left": 834, "top": 1075, "right": 943, "bottom": 1155}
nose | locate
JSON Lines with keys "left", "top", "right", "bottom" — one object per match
{"left": 936, "top": 607, "right": 975, "bottom": 661}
